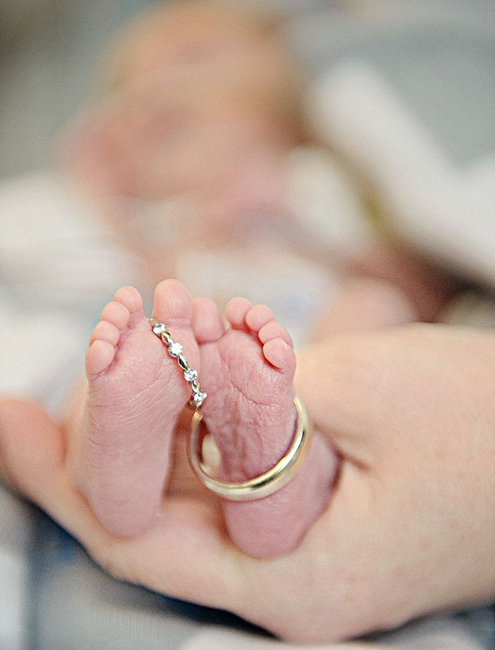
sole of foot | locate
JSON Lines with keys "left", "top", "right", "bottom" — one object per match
{"left": 77, "top": 279, "right": 199, "bottom": 537}
{"left": 196, "top": 298, "right": 337, "bottom": 557}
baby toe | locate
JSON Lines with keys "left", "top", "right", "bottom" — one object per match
{"left": 258, "top": 320, "right": 293, "bottom": 348}
{"left": 245, "top": 304, "right": 275, "bottom": 333}
{"left": 86, "top": 339, "right": 116, "bottom": 377}
{"left": 224, "top": 297, "right": 252, "bottom": 329}
{"left": 153, "top": 279, "right": 193, "bottom": 328}
{"left": 89, "top": 320, "right": 120, "bottom": 346}
{"left": 113, "top": 286, "right": 143, "bottom": 314}
{"left": 263, "top": 337, "right": 296, "bottom": 377}
{"left": 100, "top": 301, "right": 130, "bottom": 330}
{"left": 192, "top": 297, "right": 224, "bottom": 344}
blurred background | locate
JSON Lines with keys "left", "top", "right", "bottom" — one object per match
{"left": 1, "top": 0, "right": 494, "bottom": 179}
{"left": 0, "top": 0, "right": 151, "bottom": 178}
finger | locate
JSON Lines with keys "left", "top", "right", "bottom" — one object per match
{"left": 167, "top": 409, "right": 215, "bottom": 501}
{"left": 0, "top": 398, "right": 65, "bottom": 496}
{"left": 0, "top": 398, "right": 109, "bottom": 547}
{"left": 294, "top": 338, "right": 372, "bottom": 466}
{"left": 297, "top": 323, "right": 495, "bottom": 467}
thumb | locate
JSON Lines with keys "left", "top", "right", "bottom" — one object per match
{"left": 0, "top": 398, "right": 111, "bottom": 552}
{"left": 295, "top": 335, "right": 384, "bottom": 467}
{"left": 0, "top": 398, "right": 66, "bottom": 498}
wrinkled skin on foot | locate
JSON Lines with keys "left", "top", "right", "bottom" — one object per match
{"left": 197, "top": 296, "right": 337, "bottom": 557}
{"left": 2, "top": 323, "right": 495, "bottom": 642}
{"left": 70, "top": 280, "right": 200, "bottom": 537}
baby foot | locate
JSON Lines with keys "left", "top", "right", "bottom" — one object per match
{"left": 75, "top": 279, "right": 198, "bottom": 537}
{"left": 194, "top": 298, "right": 337, "bottom": 557}
{"left": 196, "top": 298, "right": 297, "bottom": 476}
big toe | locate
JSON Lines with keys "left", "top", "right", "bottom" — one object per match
{"left": 152, "top": 279, "right": 198, "bottom": 367}
{"left": 153, "top": 279, "right": 193, "bottom": 327}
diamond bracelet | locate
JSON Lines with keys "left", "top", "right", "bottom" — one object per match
{"left": 149, "top": 317, "right": 207, "bottom": 409}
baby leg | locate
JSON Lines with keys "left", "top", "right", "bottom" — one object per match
{"left": 193, "top": 298, "right": 338, "bottom": 558}
{"left": 72, "top": 279, "right": 198, "bottom": 537}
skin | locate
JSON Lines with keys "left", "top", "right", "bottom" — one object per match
{"left": 68, "top": 279, "right": 337, "bottom": 556}
{"left": 1, "top": 295, "right": 495, "bottom": 643}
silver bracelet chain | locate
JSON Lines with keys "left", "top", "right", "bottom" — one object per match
{"left": 149, "top": 317, "right": 207, "bottom": 409}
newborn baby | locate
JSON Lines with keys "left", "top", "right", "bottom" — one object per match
{"left": 63, "top": 1, "right": 440, "bottom": 558}
{"left": 67, "top": 276, "right": 420, "bottom": 558}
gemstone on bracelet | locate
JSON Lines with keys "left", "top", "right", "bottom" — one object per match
{"left": 169, "top": 342, "right": 183, "bottom": 357}
{"left": 152, "top": 323, "right": 167, "bottom": 335}
{"left": 184, "top": 368, "right": 198, "bottom": 382}
{"left": 193, "top": 391, "right": 207, "bottom": 407}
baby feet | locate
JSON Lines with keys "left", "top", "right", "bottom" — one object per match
{"left": 75, "top": 279, "right": 199, "bottom": 537}
{"left": 75, "top": 281, "right": 336, "bottom": 555}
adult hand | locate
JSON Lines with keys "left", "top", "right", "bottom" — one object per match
{"left": 1, "top": 322, "right": 495, "bottom": 642}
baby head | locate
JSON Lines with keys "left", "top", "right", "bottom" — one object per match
{"left": 63, "top": 0, "right": 304, "bottom": 207}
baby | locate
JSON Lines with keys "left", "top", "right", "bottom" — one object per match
{"left": 1, "top": 2, "right": 490, "bottom": 642}
{"left": 63, "top": 2, "right": 437, "bottom": 557}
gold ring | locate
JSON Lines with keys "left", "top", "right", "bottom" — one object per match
{"left": 188, "top": 396, "right": 312, "bottom": 501}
